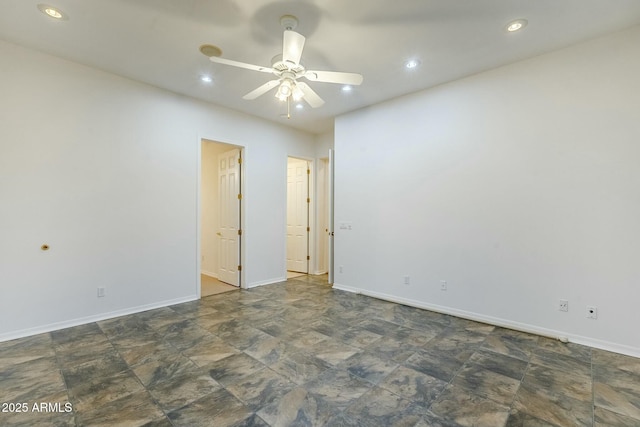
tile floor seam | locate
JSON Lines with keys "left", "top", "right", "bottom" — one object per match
{"left": 50, "top": 331, "right": 82, "bottom": 425}
{"left": 140, "top": 385, "right": 176, "bottom": 426}
{"left": 140, "top": 341, "right": 212, "bottom": 419}
{"left": 506, "top": 353, "right": 533, "bottom": 424}
{"left": 103, "top": 318, "right": 231, "bottom": 427}
{"left": 85, "top": 325, "right": 170, "bottom": 426}
{"left": 421, "top": 348, "right": 472, "bottom": 421}
{"left": 461, "top": 350, "right": 514, "bottom": 427}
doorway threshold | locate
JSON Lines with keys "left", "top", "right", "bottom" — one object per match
{"left": 286, "top": 271, "right": 307, "bottom": 279}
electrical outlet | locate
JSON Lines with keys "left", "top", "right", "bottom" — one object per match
{"left": 440, "top": 280, "right": 447, "bottom": 291}
{"left": 586, "top": 306, "right": 597, "bottom": 319}
{"left": 97, "top": 287, "right": 106, "bottom": 298}
{"left": 404, "top": 276, "right": 410, "bottom": 285}
{"left": 559, "top": 299, "right": 568, "bottom": 312}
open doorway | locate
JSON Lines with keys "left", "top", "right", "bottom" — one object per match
{"left": 200, "top": 139, "right": 243, "bottom": 297}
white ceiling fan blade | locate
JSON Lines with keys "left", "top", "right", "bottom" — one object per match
{"left": 282, "top": 30, "right": 305, "bottom": 65}
{"left": 210, "top": 56, "right": 273, "bottom": 74}
{"left": 296, "top": 82, "right": 325, "bottom": 108}
{"left": 304, "top": 70, "right": 363, "bottom": 86}
{"left": 243, "top": 80, "right": 281, "bottom": 100}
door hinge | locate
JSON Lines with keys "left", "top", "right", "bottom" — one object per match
{"left": 307, "top": 226, "right": 310, "bottom": 232}
{"left": 306, "top": 256, "right": 310, "bottom": 261}
{"left": 238, "top": 265, "right": 242, "bottom": 271}
{"left": 307, "top": 169, "right": 310, "bottom": 175}
{"left": 238, "top": 157, "right": 242, "bottom": 165}
{"left": 238, "top": 193, "right": 242, "bottom": 200}
{"left": 307, "top": 197, "right": 310, "bottom": 203}
{"left": 238, "top": 229, "right": 242, "bottom": 236}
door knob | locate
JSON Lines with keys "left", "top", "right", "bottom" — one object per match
{"left": 216, "top": 232, "right": 222, "bottom": 236}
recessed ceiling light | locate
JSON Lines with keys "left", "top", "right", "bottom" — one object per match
{"left": 506, "top": 19, "right": 528, "bottom": 32}
{"left": 200, "top": 75, "right": 213, "bottom": 83}
{"left": 341, "top": 85, "right": 352, "bottom": 92}
{"left": 405, "top": 59, "right": 421, "bottom": 69}
{"left": 37, "top": 4, "right": 67, "bottom": 20}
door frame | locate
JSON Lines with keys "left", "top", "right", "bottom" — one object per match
{"left": 197, "top": 138, "right": 246, "bottom": 297}
{"left": 285, "top": 155, "right": 316, "bottom": 277}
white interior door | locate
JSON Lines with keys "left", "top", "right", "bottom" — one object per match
{"left": 287, "top": 158, "right": 309, "bottom": 273}
{"left": 218, "top": 148, "right": 240, "bottom": 286}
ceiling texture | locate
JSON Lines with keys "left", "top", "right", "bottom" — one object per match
{"left": 2, "top": 0, "right": 640, "bottom": 134}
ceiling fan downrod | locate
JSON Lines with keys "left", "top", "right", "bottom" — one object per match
{"left": 287, "top": 96, "right": 291, "bottom": 119}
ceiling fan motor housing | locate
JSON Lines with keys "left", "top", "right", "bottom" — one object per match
{"left": 271, "top": 55, "right": 305, "bottom": 78}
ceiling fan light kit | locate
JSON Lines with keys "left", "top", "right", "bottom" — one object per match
{"left": 205, "top": 14, "right": 363, "bottom": 115}
{"left": 276, "top": 79, "right": 293, "bottom": 101}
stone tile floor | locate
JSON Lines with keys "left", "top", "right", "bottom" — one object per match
{"left": 1, "top": 274, "right": 639, "bottom": 426}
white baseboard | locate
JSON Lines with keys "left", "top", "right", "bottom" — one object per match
{"left": 332, "top": 283, "right": 640, "bottom": 359}
{"left": 247, "top": 276, "right": 287, "bottom": 289}
{"left": 0, "top": 295, "right": 197, "bottom": 343}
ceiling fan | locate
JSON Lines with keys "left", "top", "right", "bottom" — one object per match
{"left": 206, "top": 15, "right": 363, "bottom": 112}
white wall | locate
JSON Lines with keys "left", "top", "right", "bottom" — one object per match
{"left": 315, "top": 131, "right": 334, "bottom": 159}
{"left": 0, "top": 39, "right": 315, "bottom": 340}
{"left": 334, "top": 25, "right": 640, "bottom": 357}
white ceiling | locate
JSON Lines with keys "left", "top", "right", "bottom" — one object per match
{"left": 2, "top": 1, "right": 640, "bottom": 134}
